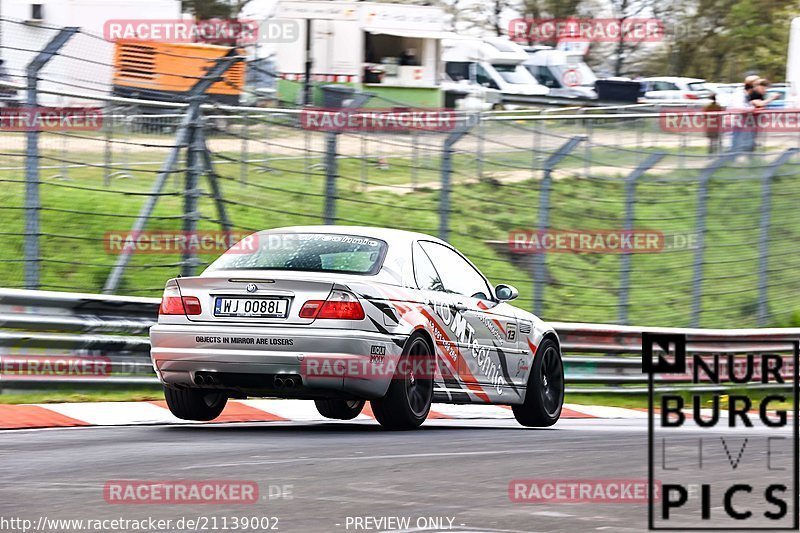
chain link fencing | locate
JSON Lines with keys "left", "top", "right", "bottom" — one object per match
{"left": 1, "top": 17, "right": 800, "bottom": 329}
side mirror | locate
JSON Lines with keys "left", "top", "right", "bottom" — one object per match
{"left": 495, "top": 284, "right": 518, "bottom": 301}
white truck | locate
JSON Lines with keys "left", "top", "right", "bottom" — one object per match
{"left": 443, "top": 37, "right": 549, "bottom": 106}
{"left": 272, "top": 0, "right": 462, "bottom": 107}
{"left": 523, "top": 46, "right": 597, "bottom": 99}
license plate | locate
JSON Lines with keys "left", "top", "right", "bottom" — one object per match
{"left": 214, "top": 297, "right": 288, "bottom": 318}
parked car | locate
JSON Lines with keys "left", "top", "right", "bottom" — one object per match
{"left": 706, "top": 82, "right": 741, "bottom": 108}
{"left": 640, "top": 76, "right": 712, "bottom": 102}
{"left": 766, "top": 86, "right": 790, "bottom": 109}
{"left": 150, "top": 226, "right": 565, "bottom": 430}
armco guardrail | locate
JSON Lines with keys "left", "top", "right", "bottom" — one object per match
{"left": 0, "top": 288, "right": 159, "bottom": 388}
{"left": 0, "top": 289, "right": 797, "bottom": 394}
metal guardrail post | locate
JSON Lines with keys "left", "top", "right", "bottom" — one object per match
{"left": 756, "top": 148, "right": 798, "bottom": 326}
{"left": 618, "top": 153, "right": 665, "bottom": 325}
{"left": 23, "top": 27, "right": 78, "bottom": 290}
{"left": 533, "top": 136, "right": 585, "bottom": 317}
{"left": 439, "top": 119, "right": 473, "bottom": 242}
{"left": 103, "top": 49, "right": 242, "bottom": 293}
{"left": 690, "top": 153, "right": 737, "bottom": 327}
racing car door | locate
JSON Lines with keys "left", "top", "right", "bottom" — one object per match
{"left": 418, "top": 241, "right": 521, "bottom": 400}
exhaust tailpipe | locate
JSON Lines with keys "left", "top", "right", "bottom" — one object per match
{"left": 274, "top": 377, "right": 285, "bottom": 389}
{"left": 195, "top": 373, "right": 219, "bottom": 386}
{"left": 283, "top": 377, "right": 297, "bottom": 389}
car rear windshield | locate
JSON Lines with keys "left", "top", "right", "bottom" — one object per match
{"left": 207, "top": 233, "right": 388, "bottom": 275}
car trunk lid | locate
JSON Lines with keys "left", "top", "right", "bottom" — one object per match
{"left": 176, "top": 276, "right": 334, "bottom": 324}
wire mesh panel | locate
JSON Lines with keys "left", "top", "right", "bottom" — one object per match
{"left": 1, "top": 16, "right": 800, "bottom": 329}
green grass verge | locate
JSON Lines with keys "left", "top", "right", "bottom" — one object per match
{"left": 0, "top": 387, "right": 163, "bottom": 405}
{"left": 2, "top": 144, "right": 799, "bottom": 327}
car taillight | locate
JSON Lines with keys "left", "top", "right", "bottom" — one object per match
{"left": 685, "top": 93, "right": 699, "bottom": 100}
{"left": 300, "top": 290, "right": 365, "bottom": 320}
{"left": 182, "top": 296, "right": 202, "bottom": 315}
{"left": 299, "top": 300, "right": 324, "bottom": 318}
{"left": 159, "top": 285, "right": 201, "bottom": 316}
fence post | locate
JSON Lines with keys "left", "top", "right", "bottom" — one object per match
{"left": 103, "top": 106, "right": 114, "bottom": 186}
{"left": 181, "top": 102, "right": 204, "bottom": 278}
{"left": 533, "top": 136, "right": 585, "bottom": 317}
{"left": 618, "top": 152, "right": 665, "bottom": 325}
{"left": 476, "top": 111, "right": 484, "bottom": 180}
{"left": 438, "top": 119, "right": 473, "bottom": 242}
{"left": 411, "top": 131, "right": 419, "bottom": 188}
{"left": 583, "top": 111, "right": 591, "bottom": 179}
{"left": 756, "top": 148, "right": 798, "bottom": 326}
{"left": 323, "top": 93, "right": 371, "bottom": 225}
{"left": 240, "top": 109, "right": 248, "bottom": 186}
{"left": 689, "top": 153, "right": 737, "bottom": 327}
{"left": 323, "top": 130, "right": 337, "bottom": 224}
{"left": 23, "top": 27, "right": 78, "bottom": 290}
{"left": 103, "top": 49, "right": 242, "bottom": 293}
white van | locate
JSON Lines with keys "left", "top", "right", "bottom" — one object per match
{"left": 443, "top": 37, "right": 549, "bottom": 100}
{"left": 523, "top": 47, "right": 597, "bottom": 99}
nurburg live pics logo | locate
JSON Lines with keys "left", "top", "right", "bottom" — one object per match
{"left": 643, "top": 333, "right": 799, "bottom": 530}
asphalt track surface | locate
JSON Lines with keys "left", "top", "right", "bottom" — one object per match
{"left": 0, "top": 418, "right": 793, "bottom": 533}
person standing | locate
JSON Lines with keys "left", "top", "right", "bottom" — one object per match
{"left": 728, "top": 75, "right": 758, "bottom": 152}
{"left": 742, "top": 79, "right": 779, "bottom": 152}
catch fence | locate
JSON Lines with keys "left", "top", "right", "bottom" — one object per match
{"left": 1, "top": 17, "right": 800, "bottom": 329}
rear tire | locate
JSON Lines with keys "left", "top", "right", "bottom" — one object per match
{"left": 513, "top": 338, "right": 564, "bottom": 427}
{"left": 314, "top": 399, "right": 365, "bottom": 420}
{"left": 371, "top": 334, "right": 434, "bottom": 430}
{"left": 163, "top": 386, "right": 227, "bottom": 421}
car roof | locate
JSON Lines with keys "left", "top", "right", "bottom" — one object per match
{"left": 258, "top": 225, "right": 449, "bottom": 247}
{"left": 641, "top": 76, "right": 706, "bottom": 83}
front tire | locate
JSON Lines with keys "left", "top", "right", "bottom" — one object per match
{"left": 163, "top": 386, "right": 227, "bottom": 421}
{"left": 371, "top": 334, "right": 434, "bottom": 430}
{"left": 513, "top": 338, "right": 564, "bottom": 427}
{"left": 314, "top": 399, "right": 365, "bottom": 420}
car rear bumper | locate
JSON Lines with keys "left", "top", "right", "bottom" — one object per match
{"left": 150, "top": 324, "right": 406, "bottom": 399}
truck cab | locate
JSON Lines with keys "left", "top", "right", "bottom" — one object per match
{"left": 523, "top": 47, "right": 597, "bottom": 99}
{"left": 443, "top": 37, "right": 548, "bottom": 101}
